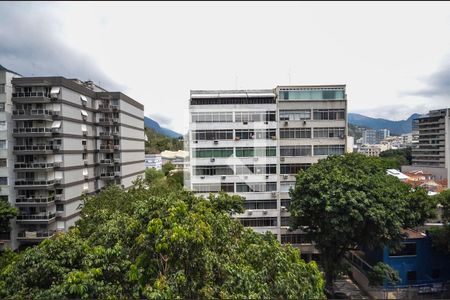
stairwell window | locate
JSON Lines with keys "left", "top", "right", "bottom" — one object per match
{"left": 81, "top": 110, "right": 88, "bottom": 118}
{"left": 0, "top": 103, "right": 5, "bottom": 112}
{"left": 80, "top": 95, "right": 87, "bottom": 106}
{"left": 0, "top": 121, "right": 6, "bottom": 131}
{"left": 0, "top": 140, "right": 6, "bottom": 149}
{"left": 0, "top": 177, "right": 7, "bottom": 185}
{"left": 81, "top": 124, "right": 87, "bottom": 134}
{"left": 0, "top": 84, "right": 5, "bottom": 94}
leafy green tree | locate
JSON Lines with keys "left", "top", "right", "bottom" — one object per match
{"left": 368, "top": 262, "right": 400, "bottom": 287}
{"left": 161, "top": 162, "right": 175, "bottom": 176}
{"left": 379, "top": 147, "right": 412, "bottom": 169}
{"left": 144, "top": 128, "right": 183, "bottom": 154}
{"left": 428, "top": 190, "right": 450, "bottom": 254}
{"left": 0, "top": 199, "right": 18, "bottom": 233}
{"left": 0, "top": 178, "right": 325, "bottom": 299}
{"left": 289, "top": 153, "right": 434, "bottom": 293}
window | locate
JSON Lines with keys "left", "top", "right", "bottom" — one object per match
{"left": 191, "top": 112, "right": 233, "bottom": 122}
{"left": 190, "top": 97, "right": 275, "bottom": 105}
{"left": 192, "top": 148, "right": 233, "bottom": 158}
{"left": 0, "top": 195, "right": 7, "bottom": 202}
{"left": 81, "top": 124, "right": 87, "bottom": 133}
{"left": 279, "top": 110, "right": 311, "bottom": 121}
{"left": 407, "top": 271, "right": 417, "bottom": 283}
{"left": 0, "top": 140, "right": 6, "bottom": 149}
{"left": 235, "top": 164, "right": 276, "bottom": 175}
{"left": 56, "top": 204, "right": 64, "bottom": 212}
{"left": 193, "top": 165, "right": 234, "bottom": 176}
{"left": 236, "top": 182, "right": 276, "bottom": 192}
{"left": 244, "top": 200, "right": 277, "bottom": 210}
{"left": 314, "top": 127, "right": 345, "bottom": 138}
{"left": 389, "top": 243, "right": 417, "bottom": 256}
{"left": 0, "top": 121, "right": 6, "bottom": 131}
{"left": 0, "top": 177, "right": 7, "bottom": 185}
{"left": 82, "top": 153, "right": 87, "bottom": 160}
{"left": 281, "top": 199, "right": 291, "bottom": 210}
{"left": 50, "top": 87, "right": 61, "bottom": 97}
{"left": 280, "top": 182, "right": 295, "bottom": 192}
{"left": 0, "top": 84, "right": 5, "bottom": 94}
{"left": 80, "top": 110, "right": 88, "bottom": 117}
{"left": 192, "top": 183, "right": 234, "bottom": 193}
{"left": 235, "top": 111, "right": 276, "bottom": 122}
{"left": 235, "top": 147, "right": 276, "bottom": 157}
{"left": 313, "top": 109, "right": 345, "bottom": 120}
{"left": 235, "top": 129, "right": 276, "bottom": 140}
{"left": 280, "top": 164, "right": 310, "bottom": 174}
{"left": 240, "top": 217, "right": 277, "bottom": 227}
{"left": 192, "top": 130, "right": 233, "bottom": 141}
{"left": 0, "top": 103, "right": 5, "bottom": 112}
{"left": 313, "top": 145, "right": 345, "bottom": 156}
{"left": 281, "top": 234, "right": 311, "bottom": 244}
{"left": 280, "top": 128, "right": 311, "bottom": 139}
{"left": 280, "top": 146, "right": 312, "bottom": 157}
{"left": 82, "top": 140, "right": 87, "bottom": 146}
{"left": 279, "top": 89, "right": 345, "bottom": 101}
{"left": 0, "top": 159, "right": 6, "bottom": 167}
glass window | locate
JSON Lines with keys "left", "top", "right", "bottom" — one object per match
{"left": 0, "top": 84, "right": 5, "bottom": 94}
{"left": 313, "top": 127, "right": 345, "bottom": 138}
{"left": 280, "top": 182, "right": 295, "bottom": 192}
{"left": 281, "top": 164, "right": 310, "bottom": 174}
{"left": 235, "top": 111, "right": 276, "bottom": 122}
{"left": 279, "top": 89, "right": 345, "bottom": 101}
{"left": 0, "top": 140, "right": 6, "bottom": 149}
{"left": 191, "top": 112, "right": 233, "bottom": 123}
{"left": 240, "top": 217, "right": 277, "bottom": 227}
{"left": 279, "top": 110, "right": 311, "bottom": 121}
{"left": 0, "top": 103, "right": 5, "bottom": 112}
{"left": 0, "top": 177, "right": 7, "bottom": 185}
{"left": 313, "top": 145, "right": 345, "bottom": 156}
{"left": 0, "top": 121, "right": 6, "bottom": 131}
{"left": 192, "top": 148, "right": 233, "bottom": 158}
{"left": 52, "top": 121, "right": 62, "bottom": 128}
{"left": 313, "top": 109, "right": 345, "bottom": 120}
{"left": 389, "top": 243, "right": 417, "bottom": 256}
{"left": 280, "top": 146, "right": 311, "bottom": 157}
{"left": 192, "top": 130, "right": 233, "bottom": 141}
{"left": 0, "top": 159, "right": 6, "bottom": 167}
{"left": 280, "top": 128, "right": 311, "bottom": 139}
{"left": 244, "top": 200, "right": 277, "bottom": 210}
{"left": 193, "top": 165, "right": 234, "bottom": 176}
{"left": 235, "top": 147, "right": 276, "bottom": 157}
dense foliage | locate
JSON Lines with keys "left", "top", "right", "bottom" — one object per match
{"left": 289, "top": 153, "right": 434, "bottom": 291}
{"left": 379, "top": 147, "right": 412, "bottom": 169}
{"left": 145, "top": 128, "right": 183, "bottom": 154}
{"left": 428, "top": 190, "right": 450, "bottom": 254}
{"left": 368, "top": 262, "right": 400, "bottom": 287}
{"left": 0, "top": 175, "right": 324, "bottom": 299}
{"left": 0, "top": 199, "right": 18, "bottom": 233}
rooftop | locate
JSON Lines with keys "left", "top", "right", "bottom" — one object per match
{"left": 0, "top": 64, "right": 22, "bottom": 76}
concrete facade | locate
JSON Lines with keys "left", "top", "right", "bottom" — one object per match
{"left": 0, "top": 73, "right": 145, "bottom": 249}
{"left": 187, "top": 85, "right": 347, "bottom": 256}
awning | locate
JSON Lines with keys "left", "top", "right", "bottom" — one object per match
{"left": 81, "top": 110, "right": 88, "bottom": 117}
{"left": 51, "top": 121, "right": 61, "bottom": 128}
{"left": 80, "top": 95, "right": 87, "bottom": 102}
{"left": 81, "top": 124, "right": 87, "bottom": 132}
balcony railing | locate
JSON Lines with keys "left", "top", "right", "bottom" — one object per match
{"left": 17, "top": 230, "right": 56, "bottom": 239}
{"left": 15, "top": 179, "right": 55, "bottom": 186}
{"left": 14, "top": 162, "right": 55, "bottom": 169}
{"left": 16, "top": 195, "right": 55, "bottom": 204}
{"left": 13, "top": 127, "right": 52, "bottom": 134}
{"left": 12, "top": 92, "right": 50, "bottom": 98}
{"left": 100, "top": 159, "right": 114, "bottom": 164}
{"left": 13, "top": 145, "right": 53, "bottom": 152}
{"left": 12, "top": 109, "right": 54, "bottom": 118}
{"left": 98, "top": 104, "right": 118, "bottom": 111}
{"left": 100, "top": 172, "right": 116, "bottom": 178}
{"left": 16, "top": 213, "right": 56, "bottom": 221}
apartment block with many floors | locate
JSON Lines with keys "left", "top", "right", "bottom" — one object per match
{"left": 0, "top": 72, "right": 145, "bottom": 250}
{"left": 187, "top": 85, "right": 347, "bottom": 259}
{"left": 403, "top": 108, "right": 450, "bottom": 188}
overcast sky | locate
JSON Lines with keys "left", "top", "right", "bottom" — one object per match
{"left": 1, "top": 1, "right": 450, "bottom": 133}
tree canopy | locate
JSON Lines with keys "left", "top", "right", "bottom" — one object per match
{"left": 379, "top": 147, "right": 412, "bottom": 169}
{"left": 428, "top": 190, "right": 450, "bottom": 254}
{"left": 0, "top": 199, "right": 18, "bottom": 233}
{"left": 0, "top": 176, "right": 324, "bottom": 299}
{"left": 144, "top": 128, "right": 183, "bottom": 154}
{"left": 289, "top": 153, "right": 435, "bottom": 291}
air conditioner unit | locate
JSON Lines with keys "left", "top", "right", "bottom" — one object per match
{"left": 213, "top": 140, "right": 219, "bottom": 145}
{"left": 283, "top": 174, "right": 289, "bottom": 179}
{"left": 193, "top": 141, "right": 198, "bottom": 144}
{"left": 265, "top": 175, "right": 269, "bottom": 179}
{"left": 281, "top": 206, "right": 287, "bottom": 211}
{"left": 200, "top": 175, "right": 205, "bottom": 179}
{"left": 262, "top": 210, "right": 268, "bottom": 215}
{"left": 221, "top": 176, "right": 226, "bottom": 180}
{"left": 235, "top": 137, "right": 240, "bottom": 141}
{"left": 284, "top": 121, "right": 288, "bottom": 126}
{"left": 271, "top": 191, "right": 277, "bottom": 197}
{"left": 247, "top": 210, "right": 253, "bottom": 215}
{"left": 243, "top": 121, "right": 248, "bottom": 125}
{"left": 210, "top": 158, "right": 215, "bottom": 162}
{"left": 280, "top": 157, "right": 285, "bottom": 162}
{"left": 303, "top": 120, "right": 307, "bottom": 126}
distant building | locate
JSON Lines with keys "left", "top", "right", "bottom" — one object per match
{"left": 362, "top": 129, "right": 377, "bottom": 145}
{"left": 145, "top": 154, "right": 162, "bottom": 170}
{"left": 161, "top": 150, "right": 188, "bottom": 171}
{"left": 403, "top": 109, "right": 450, "bottom": 188}
{"left": 376, "top": 128, "right": 390, "bottom": 142}
{"left": 358, "top": 144, "right": 389, "bottom": 157}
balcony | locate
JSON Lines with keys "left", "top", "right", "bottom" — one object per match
{"left": 98, "top": 117, "right": 119, "bottom": 125}
{"left": 99, "top": 145, "right": 119, "bottom": 152}
{"left": 16, "top": 213, "right": 56, "bottom": 223}
{"left": 12, "top": 109, "right": 54, "bottom": 120}
{"left": 98, "top": 104, "right": 119, "bottom": 112}
{"left": 14, "top": 162, "right": 55, "bottom": 170}
{"left": 13, "top": 145, "right": 54, "bottom": 154}
{"left": 99, "top": 172, "right": 115, "bottom": 179}
{"left": 15, "top": 179, "right": 55, "bottom": 188}
{"left": 17, "top": 230, "right": 56, "bottom": 240}
{"left": 99, "top": 159, "right": 114, "bottom": 165}
{"left": 12, "top": 92, "right": 51, "bottom": 103}
{"left": 15, "top": 195, "right": 55, "bottom": 205}
{"left": 13, "top": 127, "right": 53, "bottom": 137}
{"left": 99, "top": 131, "right": 114, "bottom": 139}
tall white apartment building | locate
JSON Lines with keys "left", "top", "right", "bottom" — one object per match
{"left": 0, "top": 67, "right": 145, "bottom": 250}
{"left": 187, "top": 85, "right": 347, "bottom": 259}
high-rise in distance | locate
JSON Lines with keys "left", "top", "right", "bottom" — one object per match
{"left": 187, "top": 85, "right": 347, "bottom": 259}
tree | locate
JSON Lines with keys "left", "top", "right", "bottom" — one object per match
{"left": 428, "top": 190, "right": 450, "bottom": 254}
{"left": 289, "top": 153, "right": 434, "bottom": 293}
{"left": 0, "top": 178, "right": 325, "bottom": 299}
{"left": 0, "top": 199, "right": 18, "bottom": 233}
{"left": 161, "top": 162, "right": 175, "bottom": 176}
{"left": 144, "top": 128, "right": 183, "bottom": 154}
{"left": 368, "top": 262, "right": 400, "bottom": 287}
{"left": 379, "top": 147, "right": 412, "bottom": 169}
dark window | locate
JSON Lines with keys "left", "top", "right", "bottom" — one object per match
{"left": 281, "top": 234, "right": 311, "bottom": 244}
{"left": 244, "top": 200, "right": 277, "bottom": 210}
{"left": 191, "top": 97, "right": 276, "bottom": 105}
{"left": 240, "top": 217, "right": 277, "bottom": 227}
{"left": 389, "top": 243, "right": 417, "bottom": 256}
{"left": 432, "top": 269, "right": 441, "bottom": 279}
{"left": 280, "top": 164, "right": 310, "bottom": 174}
